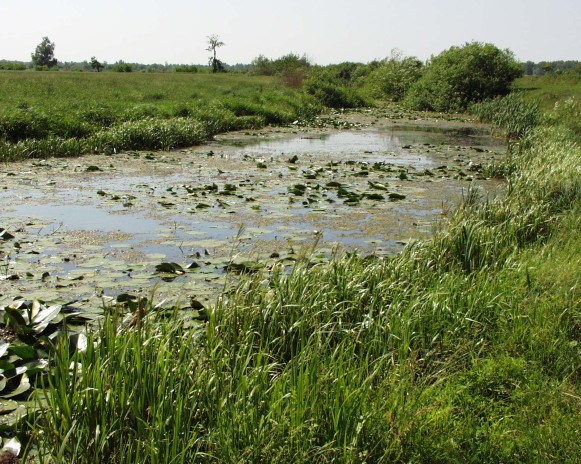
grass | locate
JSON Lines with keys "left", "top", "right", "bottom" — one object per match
{"left": 0, "top": 72, "right": 321, "bottom": 161}
{"left": 15, "top": 97, "right": 580, "bottom": 462}
{"left": 513, "top": 73, "right": 581, "bottom": 110}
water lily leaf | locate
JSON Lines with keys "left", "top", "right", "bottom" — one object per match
{"left": 69, "top": 334, "right": 88, "bottom": 354}
{"left": 1, "top": 437, "right": 21, "bottom": 456}
{"left": 155, "top": 263, "right": 185, "bottom": 274}
{"left": 0, "top": 400, "right": 18, "bottom": 415}
{"left": 368, "top": 181, "right": 388, "bottom": 190}
{"left": 0, "top": 373, "right": 30, "bottom": 398}
{"left": 0, "top": 229, "right": 14, "bottom": 241}
{"left": 32, "top": 304, "right": 62, "bottom": 333}
{"left": 225, "top": 261, "right": 265, "bottom": 274}
{"left": 7, "top": 346, "right": 36, "bottom": 361}
{"left": 189, "top": 299, "right": 205, "bottom": 310}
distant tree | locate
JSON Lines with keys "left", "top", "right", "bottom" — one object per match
{"left": 112, "top": 60, "right": 133, "bottom": 72}
{"left": 403, "top": 42, "right": 522, "bottom": 112}
{"left": 523, "top": 61, "right": 535, "bottom": 75}
{"left": 31, "top": 37, "right": 58, "bottom": 68}
{"left": 248, "top": 55, "right": 274, "bottom": 76}
{"left": 90, "top": 56, "right": 104, "bottom": 72}
{"left": 206, "top": 35, "right": 226, "bottom": 73}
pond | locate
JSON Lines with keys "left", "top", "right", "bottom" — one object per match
{"left": 0, "top": 126, "right": 505, "bottom": 313}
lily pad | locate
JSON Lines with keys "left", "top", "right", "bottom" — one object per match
{"left": 155, "top": 262, "right": 185, "bottom": 274}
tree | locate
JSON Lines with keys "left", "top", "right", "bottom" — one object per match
{"left": 206, "top": 35, "right": 225, "bottom": 73}
{"left": 90, "top": 56, "right": 104, "bottom": 72}
{"left": 403, "top": 42, "right": 523, "bottom": 112}
{"left": 31, "top": 37, "right": 58, "bottom": 68}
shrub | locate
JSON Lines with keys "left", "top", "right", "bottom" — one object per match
{"left": 174, "top": 65, "right": 198, "bottom": 73}
{"left": 403, "top": 42, "right": 522, "bottom": 112}
{"left": 112, "top": 61, "right": 133, "bottom": 72}
{"left": 303, "top": 78, "right": 367, "bottom": 108}
{"left": 364, "top": 55, "right": 423, "bottom": 101}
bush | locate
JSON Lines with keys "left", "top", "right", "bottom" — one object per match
{"left": 403, "top": 42, "right": 522, "bottom": 112}
{"left": 112, "top": 61, "right": 133, "bottom": 72}
{"left": 0, "top": 63, "right": 27, "bottom": 71}
{"left": 174, "top": 65, "right": 198, "bottom": 73}
{"left": 364, "top": 55, "right": 423, "bottom": 101}
{"left": 303, "top": 78, "right": 367, "bottom": 108}
{"left": 0, "top": 109, "right": 52, "bottom": 142}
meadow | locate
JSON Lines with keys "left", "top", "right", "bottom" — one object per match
{"left": 0, "top": 68, "right": 579, "bottom": 462}
{"left": 0, "top": 71, "right": 321, "bottom": 161}
{"left": 513, "top": 72, "right": 581, "bottom": 109}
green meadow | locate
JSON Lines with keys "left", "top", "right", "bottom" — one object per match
{"left": 514, "top": 72, "right": 581, "bottom": 109}
{"left": 0, "top": 71, "right": 320, "bottom": 161}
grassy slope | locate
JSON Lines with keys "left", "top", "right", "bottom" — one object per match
{"left": 513, "top": 73, "right": 581, "bottom": 110}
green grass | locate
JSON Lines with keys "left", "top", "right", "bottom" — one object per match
{"left": 513, "top": 73, "right": 581, "bottom": 110}
{"left": 0, "top": 71, "right": 321, "bottom": 161}
{"left": 17, "top": 98, "right": 580, "bottom": 462}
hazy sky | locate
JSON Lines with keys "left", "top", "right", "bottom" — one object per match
{"left": 1, "top": 0, "right": 579, "bottom": 65}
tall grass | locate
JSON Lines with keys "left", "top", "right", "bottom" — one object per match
{"left": 22, "top": 103, "right": 580, "bottom": 462}
{"left": 469, "top": 93, "right": 540, "bottom": 140}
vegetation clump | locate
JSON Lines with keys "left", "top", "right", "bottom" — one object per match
{"left": 364, "top": 51, "right": 423, "bottom": 101}
{"left": 403, "top": 42, "right": 522, "bottom": 112}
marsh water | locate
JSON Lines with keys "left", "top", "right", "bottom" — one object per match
{"left": 0, "top": 126, "right": 505, "bottom": 312}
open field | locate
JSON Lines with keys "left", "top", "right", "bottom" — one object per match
{"left": 0, "top": 71, "right": 579, "bottom": 462}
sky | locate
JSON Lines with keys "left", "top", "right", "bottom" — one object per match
{"left": 1, "top": 0, "right": 579, "bottom": 65}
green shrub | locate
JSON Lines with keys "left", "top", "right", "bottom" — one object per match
{"left": 174, "top": 64, "right": 198, "bottom": 73}
{"left": 404, "top": 42, "right": 522, "bottom": 112}
{"left": 364, "top": 55, "right": 423, "bottom": 101}
{"left": 79, "top": 105, "right": 118, "bottom": 127}
{"left": 303, "top": 78, "right": 366, "bottom": 108}
{"left": 112, "top": 61, "right": 133, "bottom": 72}
{"left": 121, "top": 104, "right": 166, "bottom": 121}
